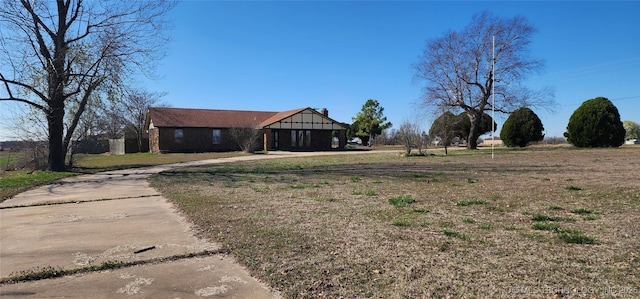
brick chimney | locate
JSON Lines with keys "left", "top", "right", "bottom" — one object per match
{"left": 321, "top": 108, "right": 328, "bottom": 117}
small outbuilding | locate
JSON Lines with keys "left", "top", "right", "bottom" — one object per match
{"left": 145, "top": 107, "right": 348, "bottom": 153}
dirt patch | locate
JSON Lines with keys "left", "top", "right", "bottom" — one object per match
{"left": 151, "top": 148, "right": 640, "bottom": 298}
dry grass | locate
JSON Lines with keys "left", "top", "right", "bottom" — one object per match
{"left": 151, "top": 147, "right": 640, "bottom": 298}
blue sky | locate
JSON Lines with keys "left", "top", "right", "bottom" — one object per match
{"left": 141, "top": 0, "right": 638, "bottom": 138}
{"left": 1, "top": 1, "right": 638, "bottom": 140}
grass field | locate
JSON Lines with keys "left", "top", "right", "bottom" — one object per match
{"left": 150, "top": 147, "right": 640, "bottom": 298}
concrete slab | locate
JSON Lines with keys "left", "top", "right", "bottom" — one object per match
{"left": 0, "top": 255, "right": 275, "bottom": 298}
{"left": 0, "top": 196, "right": 216, "bottom": 277}
{"left": 1, "top": 151, "right": 391, "bottom": 298}
{"left": 1, "top": 170, "right": 160, "bottom": 207}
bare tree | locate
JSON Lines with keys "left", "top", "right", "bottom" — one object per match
{"left": 5, "top": 104, "right": 49, "bottom": 169}
{"left": 96, "top": 93, "right": 127, "bottom": 139}
{"left": 122, "top": 89, "right": 167, "bottom": 152}
{"left": 414, "top": 11, "right": 554, "bottom": 149}
{"left": 397, "top": 119, "right": 421, "bottom": 156}
{"left": 417, "top": 130, "right": 429, "bottom": 155}
{"left": 0, "top": 0, "right": 174, "bottom": 171}
{"left": 229, "top": 118, "right": 262, "bottom": 153}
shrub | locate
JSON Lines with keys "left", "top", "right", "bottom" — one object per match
{"left": 500, "top": 107, "right": 545, "bottom": 147}
{"left": 564, "top": 97, "right": 625, "bottom": 147}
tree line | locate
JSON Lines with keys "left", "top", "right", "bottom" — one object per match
{"left": 350, "top": 96, "right": 635, "bottom": 153}
{"left": 1, "top": 4, "right": 636, "bottom": 171}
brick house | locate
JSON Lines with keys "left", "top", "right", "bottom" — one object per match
{"left": 145, "top": 107, "right": 348, "bottom": 153}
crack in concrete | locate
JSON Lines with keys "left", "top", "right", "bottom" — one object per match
{"left": 0, "top": 249, "right": 230, "bottom": 285}
{"left": 0, "top": 194, "right": 161, "bottom": 210}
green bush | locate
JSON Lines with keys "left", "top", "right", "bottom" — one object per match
{"left": 564, "top": 97, "right": 625, "bottom": 147}
{"left": 500, "top": 107, "right": 544, "bottom": 147}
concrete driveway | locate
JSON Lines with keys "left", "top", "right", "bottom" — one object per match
{"left": 0, "top": 150, "right": 388, "bottom": 298}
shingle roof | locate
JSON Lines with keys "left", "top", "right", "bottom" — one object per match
{"left": 257, "top": 107, "right": 307, "bottom": 128}
{"left": 147, "top": 107, "right": 305, "bottom": 129}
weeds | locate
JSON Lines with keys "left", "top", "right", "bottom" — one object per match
{"left": 479, "top": 224, "right": 492, "bottom": 230}
{"left": 389, "top": 195, "right": 416, "bottom": 208}
{"left": 352, "top": 189, "right": 377, "bottom": 196}
{"left": 5, "top": 266, "right": 64, "bottom": 282}
{"left": 392, "top": 219, "right": 412, "bottom": 227}
{"left": 455, "top": 199, "right": 487, "bottom": 206}
{"left": 530, "top": 213, "right": 576, "bottom": 222}
{"left": 531, "top": 221, "right": 560, "bottom": 231}
{"left": 570, "top": 208, "right": 595, "bottom": 215}
{"left": 412, "top": 207, "right": 429, "bottom": 213}
{"left": 442, "top": 229, "right": 471, "bottom": 241}
{"left": 252, "top": 186, "right": 270, "bottom": 193}
{"left": 462, "top": 217, "right": 476, "bottom": 224}
{"left": 557, "top": 229, "right": 597, "bottom": 244}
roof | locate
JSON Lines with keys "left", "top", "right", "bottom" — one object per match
{"left": 257, "top": 108, "right": 307, "bottom": 127}
{"left": 146, "top": 107, "right": 348, "bottom": 131}
{"left": 146, "top": 107, "right": 280, "bottom": 129}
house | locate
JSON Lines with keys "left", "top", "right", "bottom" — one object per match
{"left": 145, "top": 107, "right": 348, "bottom": 153}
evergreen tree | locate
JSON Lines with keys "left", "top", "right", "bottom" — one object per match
{"left": 500, "top": 107, "right": 545, "bottom": 147}
{"left": 564, "top": 97, "right": 625, "bottom": 147}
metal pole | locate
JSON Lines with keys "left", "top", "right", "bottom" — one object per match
{"left": 492, "top": 36, "right": 495, "bottom": 160}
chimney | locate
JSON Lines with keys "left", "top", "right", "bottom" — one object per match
{"left": 321, "top": 108, "right": 328, "bottom": 117}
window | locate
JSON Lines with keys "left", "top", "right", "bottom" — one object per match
{"left": 174, "top": 129, "right": 184, "bottom": 144}
{"left": 298, "top": 130, "right": 304, "bottom": 147}
{"left": 212, "top": 129, "right": 221, "bottom": 144}
{"left": 273, "top": 131, "right": 279, "bottom": 148}
{"left": 291, "top": 130, "right": 297, "bottom": 147}
{"left": 291, "top": 130, "right": 311, "bottom": 148}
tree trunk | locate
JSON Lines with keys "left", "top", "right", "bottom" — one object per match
{"left": 47, "top": 104, "right": 66, "bottom": 171}
{"left": 466, "top": 113, "right": 482, "bottom": 150}
{"left": 137, "top": 134, "right": 143, "bottom": 153}
{"left": 46, "top": 2, "right": 70, "bottom": 171}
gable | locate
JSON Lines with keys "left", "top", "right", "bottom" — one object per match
{"left": 260, "top": 108, "right": 347, "bottom": 130}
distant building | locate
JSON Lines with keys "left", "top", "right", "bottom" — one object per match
{"left": 145, "top": 107, "right": 348, "bottom": 153}
{"left": 625, "top": 139, "right": 640, "bottom": 145}
{"left": 481, "top": 136, "right": 502, "bottom": 146}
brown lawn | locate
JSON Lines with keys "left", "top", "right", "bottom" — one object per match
{"left": 151, "top": 147, "right": 640, "bottom": 298}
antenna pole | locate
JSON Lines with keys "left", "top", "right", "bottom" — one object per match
{"left": 491, "top": 35, "right": 495, "bottom": 160}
